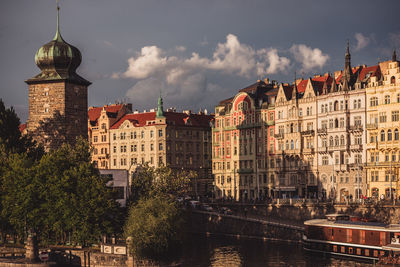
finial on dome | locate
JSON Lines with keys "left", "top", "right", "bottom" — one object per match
{"left": 53, "top": 0, "right": 63, "bottom": 42}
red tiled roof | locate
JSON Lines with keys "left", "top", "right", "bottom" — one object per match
{"left": 296, "top": 79, "right": 308, "bottom": 93}
{"left": 359, "top": 65, "right": 381, "bottom": 81}
{"left": 19, "top": 123, "right": 26, "bottom": 133}
{"left": 111, "top": 112, "right": 213, "bottom": 129}
{"left": 88, "top": 104, "right": 125, "bottom": 122}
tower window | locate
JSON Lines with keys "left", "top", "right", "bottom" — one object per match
{"left": 44, "top": 108, "right": 49, "bottom": 113}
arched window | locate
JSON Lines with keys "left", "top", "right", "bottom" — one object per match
{"left": 334, "top": 101, "right": 339, "bottom": 111}
{"left": 329, "top": 136, "right": 334, "bottom": 146}
{"left": 335, "top": 136, "right": 339, "bottom": 146}
{"left": 391, "top": 76, "right": 396, "bottom": 84}
{"left": 335, "top": 118, "right": 339, "bottom": 128}
{"left": 286, "top": 140, "right": 289, "bottom": 150}
{"left": 290, "top": 140, "right": 294, "bottom": 149}
{"left": 388, "top": 129, "right": 393, "bottom": 141}
{"left": 340, "top": 135, "right": 345, "bottom": 146}
{"left": 395, "top": 129, "right": 399, "bottom": 141}
{"left": 381, "top": 130, "right": 385, "bottom": 142}
{"left": 290, "top": 123, "right": 294, "bottom": 133}
{"left": 397, "top": 94, "right": 400, "bottom": 103}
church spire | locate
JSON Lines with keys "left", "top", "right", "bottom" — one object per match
{"left": 291, "top": 72, "right": 297, "bottom": 101}
{"left": 156, "top": 91, "right": 165, "bottom": 118}
{"left": 393, "top": 48, "right": 397, "bottom": 62}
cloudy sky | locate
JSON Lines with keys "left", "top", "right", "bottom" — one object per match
{"left": 1, "top": 0, "right": 399, "bottom": 122}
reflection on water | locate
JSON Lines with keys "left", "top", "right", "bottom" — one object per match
{"left": 211, "top": 246, "right": 242, "bottom": 267}
{"left": 180, "top": 233, "right": 374, "bottom": 267}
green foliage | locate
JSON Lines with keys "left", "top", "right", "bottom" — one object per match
{"left": 0, "top": 137, "right": 122, "bottom": 246}
{"left": 124, "top": 196, "right": 184, "bottom": 259}
{"left": 0, "top": 99, "right": 43, "bottom": 159}
{"left": 130, "top": 163, "right": 194, "bottom": 202}
{"left": 125, "top": 164, "right": 193, "bottom": 259}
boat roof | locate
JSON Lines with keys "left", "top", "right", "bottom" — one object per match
{"left": 304, "top": 219, "right": 400, "bottom": 232}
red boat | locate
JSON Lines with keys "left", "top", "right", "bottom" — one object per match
{"left": 303, "top": 214, "right": 400, "bottom": 261}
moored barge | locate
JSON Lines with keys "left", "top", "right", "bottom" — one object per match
{"left": 303, "top": 214, "right": 400, "bottom": 261}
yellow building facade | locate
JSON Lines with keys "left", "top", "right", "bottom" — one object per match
{"left": 366, "top": 55, "right": 400, "bottom": 199}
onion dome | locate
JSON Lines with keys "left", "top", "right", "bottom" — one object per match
{"left": 26, "top": 6, "right": 90, "bottom": 86}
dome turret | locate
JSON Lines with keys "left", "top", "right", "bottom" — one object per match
{"left": 26, "top": 6, "right": 90, "bottom": 86}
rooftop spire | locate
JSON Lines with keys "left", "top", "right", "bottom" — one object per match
{"left": 53, "top": 0, "right": 64, "bottom": 42}
{"left": 393, "top": 48, "right": 397, "bottom": 62}
{"left": 156, "top": 91, "right": 165, "bottom": 118}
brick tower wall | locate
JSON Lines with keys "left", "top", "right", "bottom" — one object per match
{"left": 26, "top": 81, "right": 88, "bottom": 151}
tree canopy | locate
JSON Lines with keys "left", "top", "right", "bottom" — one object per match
{"left": 125, "top": 164, "right": 193, "bottom": 259}
{"left": 1, "top": 138, "right": 122, "bottom": 245}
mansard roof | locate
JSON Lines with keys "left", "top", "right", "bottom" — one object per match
{"left": 358, "top": 65, "right": 381, "bottom": 81}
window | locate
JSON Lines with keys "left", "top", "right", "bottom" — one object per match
{"left": 322, "top": 156, "right": 329, "bottom": 165}
{"left": 159, "top": 143, "right": 163, "bottom": 150}
{"left": 113, "top": 146, "right": 116, "bottom": 153}
{"left": 354, "top": 116, "right": 362, "bottom": 126}
{"left": 388, "top": 130, "right": 392, "bottom": 141}
{"left": 141, "top": 131, "right": 144, "bottom": 138}
{"left": 150, "top": 130, "right": 154, "bottom": 138}
{"left": 381, "top": 130, "right": 385, "bottom": 142}
{"left": 385, "top": 95, "right": 391, "bottom": 104}
{"left": 395, "top": 129, "right": 399, "bottom": 141}
{"left": 339, "top": 118, "right": 345, "bottom": 128}
{"left": 150, "top": 144, "right": 154, "bottom": 151}
{"left": 370, "top": 97, "right": 378, "bottom": 107}
{"left": 340, "top": 135, "right": 345, "bottom": 146}
{"left": 379, "top": 112, "right": 387, "bottom": 123}
{"left": 158, "top": 129, "right": 163, "bottom": 137}
{"left": 93, "top": 136, "right": 98, "bottom": 142}
{"left": 113, "top": 133, "right": 116, "bottom": 140}
{"left": 335, "top": 136, "right": 339, "bottom": 146}
{"left": 397, "top": 93, "right": 400, "bottom": 103}
{"left": 141, "top": 144, "right": 145, "bottom": 151}
{"left": 392, "top": 111, "right": 399, "bottom": 122}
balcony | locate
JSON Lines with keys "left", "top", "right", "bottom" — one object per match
{"left": 303, "top": 147, "right": 315, "bottom": 154}
{"left": 350, "top": 144, "right": 363, "bottom": 151}
{"left": 265, "top": 120, "right": 275, "bottom": 126}
{"left": 274, "top": 133, "right": 284, "bottom": 139}
{"left": 328, "top": 145, "right": 347, "bottom": 152}
{"left": 348, "top": 163, "right": 364, "bottom": 170}
{"left": 366, "top": 123, "right": 378, "bottom": 130}
{"left": 317, "top": 128, "right": 327, "bottom": 135}
{"left": 317, "top": 147, "right": 328, "bottom": 153}
{"left": 349, "top": 125, "right": 363, "bottom": 132}
{"left": 237, "top": 168, "right": 254, "bottom": 174}
{"left": 301, "top": 130, "right": 315, "bottom": 136}
{"left": 334, "top": 164, "right": 348, "bottom": 172}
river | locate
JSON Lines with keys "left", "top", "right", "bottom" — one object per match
{"left": 177, "top": 233, "right": 374, "bottom": 267}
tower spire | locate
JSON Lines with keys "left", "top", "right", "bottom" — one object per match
{"left": 53, "top": 0, "right": 63, "bottom": 42}
{"left": 156, "top": 90, "right": 165, "bottom": 118}
{"left": 393, "top": 48, "right": 397, "bottom": 62}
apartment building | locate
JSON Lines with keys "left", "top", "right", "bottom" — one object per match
{"left": 366, "top": 51, "right": 400, "bottom": 199}
{"left": 109, "top": 96, "right": 213, "bottom": 197}
{"left": 88, "top": 103, "right": 132, "bottom": 169}
{"left": 212, "top": 80, "right": 277, "bottom": 201}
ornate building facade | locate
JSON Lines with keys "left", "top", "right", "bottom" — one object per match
{"left": 88, "top": 103, "right": 132, "bottom": 169}
{"left": 25, "top": 7, "right": 90, "bottom": 150}
{"left": 212, "top": 80, "right": 277, "bottom": 201}
{"left": 366, "top": 52, "right": 400, "bottom": 199}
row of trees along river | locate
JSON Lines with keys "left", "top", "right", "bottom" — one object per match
{"left": 0, "top": 98, "right": 196, "bottom": 263}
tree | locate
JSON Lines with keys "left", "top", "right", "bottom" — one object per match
{"left": 0, "top": 99, "right": 43, "bottom": 159}
{"left": 130, "top": 163, "right": 194, "bottom": 203}
{"left": 1, "top": 138, "right": 122, "bottom": 246}
{"left": 124, "top": 196, "right": 184, "bottom": 259}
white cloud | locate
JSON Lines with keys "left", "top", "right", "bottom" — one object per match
{"left": 290, "top": 44, "right": 329, "bottom": 72}
{"left": 117, "top": 34, "right": 294, "bottom": 111}
{"left": 354, "top": 33, "right": 370, "bottom": 51}
{"left": 175, "top": 46, "right": 186, "bottom": 52}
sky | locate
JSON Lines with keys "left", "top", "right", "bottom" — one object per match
{"left": 1, "top": 0, "right": 400, "bottom": 122}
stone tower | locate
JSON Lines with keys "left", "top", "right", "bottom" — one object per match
{"left": 25, "top": 5, "right": 91, "bottom": 151}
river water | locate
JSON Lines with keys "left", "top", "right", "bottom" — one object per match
{"left": 177, "top": 234, "right": 374, "bottom": 267}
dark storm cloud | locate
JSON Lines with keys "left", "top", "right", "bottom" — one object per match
{"left": 1, "top": 0, "right": 399, "bottom": 121}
